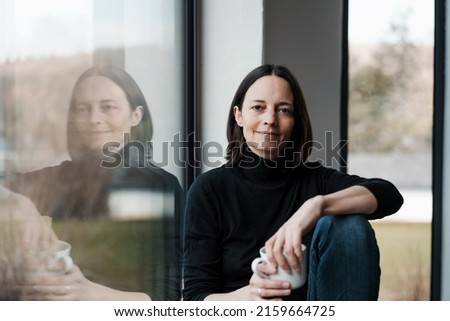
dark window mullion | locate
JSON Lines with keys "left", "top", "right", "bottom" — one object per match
{"left": 431, "top": 0, "right": 446, "bottom": 302}
{"left": 183, "top": 0, "right": 201, "bottom": 192}
{"left": 341, "top": 0, "right": 349, "bottom": 173}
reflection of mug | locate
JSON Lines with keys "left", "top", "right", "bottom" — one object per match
{"left": 251, "top": 245, "right": 307, "bottom": 289}
{"left": 27, "top": 240, "right": 73, "bottom": 277}
{"left": 42, "top": 217, "right": 73, "bottom": 273}
{"left": 55, "top": 240, "right": 74, "bottom": 273}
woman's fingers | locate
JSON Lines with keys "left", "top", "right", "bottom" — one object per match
{"left": 257, "top": 261, "right": 277, "bottom": 275}
{"left": 272, "top": 228, "right": 292, "bottom": 273}
{"left": 266, "top": 232, "right": 290, "bottom": 271}
{"left": 249, "top": 271, "right": 291, "bottom": 300}
{"left": 20, "top": 284, "right": 75, "bottom": 301}
{"left": 19, "top": 266, "right": 80, "bottom": 300}
{"left": 257, "top": 286, "right": 291, "bottom": 300}
{"left": 26, "top": 265, "right": 78, "bottom": 285}
{"left": 265, "top": 236, "right": 276, "bottom": 267}
{"left": 266, "top": 226, "right": 304, "bottom": 274}
{"left": 286, "top": 231, "right": 303, "bottom": 273}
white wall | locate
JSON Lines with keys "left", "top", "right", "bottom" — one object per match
{"left": 200, "top": 0, "right": 263, "bottom": 171}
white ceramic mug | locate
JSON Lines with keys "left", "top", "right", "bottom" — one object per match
{"left": 41, "top": 216, "right": 72, "bottom": 272}
{"left": 251, "top": 244, "right": 307, "bottom": 289}
{"left": 54, "top": 240, "right": 74, "bottom": 273}
{"left": 24, "top": 240, "right": 73, "bottom": 279}
{"left": 26, "top": 240, "right": 73, "bottom": 277}
{"left": 43, "top": 217, "right": 73, "bottom": 273}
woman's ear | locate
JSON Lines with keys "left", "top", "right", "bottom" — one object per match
{"left": 233, "top": 106, "right": 243, "bottom": 127}
{"left": 131, "top": 106, "right": 144, "bottom": 126}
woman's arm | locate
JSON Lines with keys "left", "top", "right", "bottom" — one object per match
{"left": 320, "top": 185, "right": 377, "bottom": 215}
{"left": 265, "top": 185, "right": 384, "bottom": 275}
{"left": 204, "top": 268, "right": 291, "bottom": 301}
{"left": 321, "top": 166, "right": 404, "bottom": 220}
{"left": 19, "top": 265, "right": 151, "bottom": 300}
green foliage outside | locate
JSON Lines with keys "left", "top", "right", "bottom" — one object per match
{"left": 349, "top": 18, "right": 433, "bottom": 153}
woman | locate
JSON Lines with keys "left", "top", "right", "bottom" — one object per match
{"left": 183, "top": 64, "right": 403, "bottom": 301}
{"left": 4, "top": 66, "right": 183, "bottom": 300}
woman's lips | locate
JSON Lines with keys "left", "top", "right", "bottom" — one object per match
{"left": 87, "top": 130, "right": 111, "bottom": 134}
{"left": 256, "top": 131, "right": 280, "bottom": 137}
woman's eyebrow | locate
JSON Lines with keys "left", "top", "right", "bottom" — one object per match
{"left": 73, "top": 99, "right": 118, "bottom": 104}
{"left": 277, "top": 101, "right": 293, "bottom": 105}
{"left": 247, "top": 99, "right": 293, "bottom": 105}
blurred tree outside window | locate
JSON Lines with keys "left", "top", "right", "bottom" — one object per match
{"left": 348, "top": 0, "right": 433, "bottom": 300}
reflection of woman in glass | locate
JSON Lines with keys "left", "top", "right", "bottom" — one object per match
{"left": 5, "top": 66, "right": 183, "bottom": 300}
{"left": 183, "top": 64, "right": 403, "bottom": 301}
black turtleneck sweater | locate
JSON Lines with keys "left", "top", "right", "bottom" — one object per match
{"left": 183, "top": 148, "right": 403, "bottom": 301}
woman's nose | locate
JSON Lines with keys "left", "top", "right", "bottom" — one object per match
{"left": 89, "top": 107, "right": 103, "bottom": 124}
{"left": 263, "top": 108, "right": 277, "bottom": 126}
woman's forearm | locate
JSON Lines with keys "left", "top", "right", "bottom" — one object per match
{"left": 320, "top": 185, "right": 378, "bottom": 216}
{"left": 203, "top": 285, "right": 251, "bottom": 301}
{"left": 204, "top": 293, "right": 234, "bottom": 301}
{"left": 84, "top": 281, "right": 152, "bottom": 300}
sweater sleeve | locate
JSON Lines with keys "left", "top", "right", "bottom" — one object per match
{"left": 318, "top": 165, "right": 404, "bottom": 220}
{"left": 182, "top": 174, "right": 223, "bottom": 301}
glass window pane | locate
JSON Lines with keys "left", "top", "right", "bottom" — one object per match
{"left": 348, "top": 0, "right": 434, "bottom": 300}
{"left": 1, "top": 0, "right": 184, "bottom": 300}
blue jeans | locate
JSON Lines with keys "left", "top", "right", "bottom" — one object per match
{"left": 304, "top": 215, "right": 381, "bottom": 300}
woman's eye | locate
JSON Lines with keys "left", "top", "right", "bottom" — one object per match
{"left": 251, "top": 105, "right": 262, "bottom": 111}
{"left": 101, "top": 105, "right": 116, "bottom": 112}
{"left": 279, "top": 107, "right": 293, "bottom": 114}
{"left": 74, "top": 104, "right": 88, "bottom": 113}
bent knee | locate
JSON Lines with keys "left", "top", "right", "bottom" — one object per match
{"left": 315, "top": 214, "right": 378, "bottom": 248}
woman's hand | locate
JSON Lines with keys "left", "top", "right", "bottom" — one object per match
{"left": 205, "top": 263, "right": 291, "bottom": 301}
{"left": 248, "top": 262, "right": 292, "bottom": 300}
{"left": 1, "top": 187, "right": 59, "bottom": 299}
{"left": 1, "top": 186, "right": 58, "bottom": 254}
{"left": 265, "top": 196, "right": 324, "bottom": 274}
{"left": 19, "top": 264, "right": 151, "bottom": 301}
{"left": 19, "top": 264, "right": 87, "bottom": 301}
{"left": 265, "top": 185, "right": 378, "bottom": 274}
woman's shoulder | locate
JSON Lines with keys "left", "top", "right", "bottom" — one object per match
{"left": 184, "top": 165, "right": 232, "bottom": 207}
{"left": 107, "top": 162, "right": 182, "bottom": 192}
{"left": 9, "top": 160, "right": 72, "bottom": 180}
{"left": 187, "top": 164, "right": 230, "bottom": 191}
{"left": 194, "top": 164, "right": 230, "bottom": 182}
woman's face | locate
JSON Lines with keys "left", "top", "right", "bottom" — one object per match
{"left": 71, "top": 75, "right": 143, "bottom": 152}
{"left": 234, "top": 75, "right": 295, "bottom": 160}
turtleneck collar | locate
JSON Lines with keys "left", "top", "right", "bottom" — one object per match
{"left": 234, "top": 144, "right": 294, "bottom": 184}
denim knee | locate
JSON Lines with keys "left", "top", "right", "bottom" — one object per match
{"left": 307, "top": 215, "right": 381, "bottom": 300}
{"left": 312, "top": 215, "right": 378, "bottom": 251}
